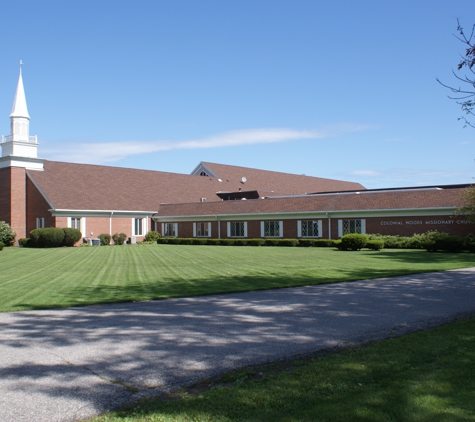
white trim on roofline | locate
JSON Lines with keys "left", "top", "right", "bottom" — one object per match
{"left": 153, "top": 207, "right": 457, "bottom": 222}
{"left": 51, "top": 209, "right": 157, "bottom": 218}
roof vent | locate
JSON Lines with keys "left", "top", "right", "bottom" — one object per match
{"left": 241, "top": 176, "right": 247, "bottom": 184}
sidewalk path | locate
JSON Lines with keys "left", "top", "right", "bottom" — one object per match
{"left": 1, "top": 267, "right": 475, "bottom": 421}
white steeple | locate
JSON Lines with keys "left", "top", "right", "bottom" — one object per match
{"left": 0, "top": 62, "right": 43, "bottom": 170}
{"left": 10, "top": 62, "right": 30, "bottom": 119}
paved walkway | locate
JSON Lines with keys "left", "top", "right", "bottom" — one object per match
{"left": 1, "top": 267, "right": 475, "bottom": 421}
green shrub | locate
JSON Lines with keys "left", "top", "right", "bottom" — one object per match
{"left": 36, "top": 227, "right": 65, "bottom": 248}
{"left": 233, "top": 239, "right": 248, "bottom": 246}
{"left": 435, "top": 235, "right": 466, "bottom": 253}
{"left": 0, "top": 241, "right": 4, "bottom": 251}
{"left": 333, "top": 239, "right": 343, "bottom": 250}
{"left": 98, "top": 233, "right": 111, "bottom": 246}
{"left": 191, "top": 238, "right": 208, "bottom": 245}
{"left": 467, "top": 242, "right": 475, "bottom": 253}
{"left": 205, "top": 239, "right": 221, "bottom": 245}
{"left": 280, "top": 238, "right": 299, "bottom": 247}
{"left": 247, "top": 238, "right": 265, "bottom": 246}
{"left": 18, "top": 238, "right": 30, "bottom": 247}
{"left": 62, "top": 228, "right": 82, "bottom": 247}
{"left": 314, "top": 239, "right": 334, "bottom": 247}
{"left": 219, "top": 239, "right": 235, "bottom": 246}
{"left": 422, "top": 240, "right": 438, "bottom": 252}
{"left": 0, "top": 221, "right": 16, "bottom": 246}
{"left": 340, "top": 234, "right": 368, "bottom": 251}
{"left": 112, "top": 232, "right": 127, "bottom": 245}
{"left": 264, "top": 239, "right": 281, "bottom": 246}
{"left": 297, "top": 239, "right": 315, "bottom": 247}
{"left": 145, "top": 231, "right": 161, "bottom": 242}
{"left": 157, "top": 237, "right": 169, "bottom": 244}
{"left": 366, "top": 240, "right": 384, "bottom": 251}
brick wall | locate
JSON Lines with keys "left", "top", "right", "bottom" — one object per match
{"left": 0, "top": 167, "right": 28, "bottom": 240}
{"left": 0, "top": 167, "right": 12, "bottom": 224}
{"left": 172, "top": 215, "right": 474, "bottom": 240}
{"left": 26, "top": 175, "right": 54, "bottom": 235}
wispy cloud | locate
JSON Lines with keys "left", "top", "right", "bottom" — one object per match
{"left": 349, "top": 170, "right": 383, "bottom": 176}
{"left": 41, "top": 125, "right": 371, "bottom": 164}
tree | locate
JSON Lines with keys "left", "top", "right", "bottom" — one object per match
{"left": 438, "top": 20, "right": 475, "bottom": 128}
{"left": 455, "top": 185, "right": 475, "bottom": 223}
{"left": 0, "top": 221, "right": 16, "bottom": 246}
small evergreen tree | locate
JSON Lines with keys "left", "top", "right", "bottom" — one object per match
{"left": 0, "top": 221, "right": 16, "bottom": 246}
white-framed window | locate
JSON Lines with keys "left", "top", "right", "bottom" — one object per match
{"left": 193, "top": 222, "right": 211, "bottom": 237}
{"left": 36, "top": 217, "right": 45, "bottom": 229}
{"left": 162, "top": 223, "right": 178, "bottom": 237}
{"left": 298, "top": 220, "right": 322, "bottom": 237}
{"left": 68, "top": 217, "right": 85, "bottom": 237}
{"left": 338, "top": 219, "right": 366, "bottom": 237}
{"left": 133, "top": 218, "right": 144, "bottom": 236}
{"left": 70, "top": 217, "right": 81, "bottom": 230}
{"left": 261, "top": 221, "right": 283, "bottom": 237}
{"left": 227, "top": 221, "right": 247, "bottom": 237}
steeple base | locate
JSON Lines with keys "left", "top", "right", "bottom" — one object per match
{"left": 0, "top": 155, "right": 44, "bottom": 171}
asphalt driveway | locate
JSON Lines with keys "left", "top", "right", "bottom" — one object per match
{"left": 1, "top": 267, "right": 475, "bottom": 421}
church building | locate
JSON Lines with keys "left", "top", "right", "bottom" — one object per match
{"left": 0, "top": 67, "right": 472, "bottom": 245}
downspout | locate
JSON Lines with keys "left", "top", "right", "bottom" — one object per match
{"left": 215, "top": 215, "right": 221, "bottom": 239}
{"left": 110, "top": 212, "right": 113, "bottom": 235}
{"left": 326, "top": 212, "right": 331, "bottom": 239}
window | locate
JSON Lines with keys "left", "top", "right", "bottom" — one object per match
{"left": 70, "top": 218, "right": 81, "bottom": 230}
{"left": 298, "top": 220, "right": 321, "bottom": 237}
{"left": 199, "top": 171, "right": 209, "bottom": 177}
{"left": 261, "top": 221, "right": 282, "bottom": 237}
{"left": 228, "top": 221, "right": 247, "bottom": 237}
{"left": 36, "top": 217, "right": 45, "bottom": 229}
{"left": 162, "top": 223, "right": 178, "bottom": 237}
{"left": 194, "top": 222, "right": 211, "bottom": 237}
{"left": 338, "top": 219, "right": 366, "bottom": 236}
{"left": 134, "top": 218, "right": 143, "bottom": 236}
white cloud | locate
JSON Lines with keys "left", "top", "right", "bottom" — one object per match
{"left": 41, "top": 125, "right": 370, "bottom": 164}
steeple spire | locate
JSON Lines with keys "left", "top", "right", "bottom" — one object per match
{"left": 10, "top": 60, "right": 30, "bottom": 119}
{"left": 0, "top": 62, "right": 43, "bottom": 171}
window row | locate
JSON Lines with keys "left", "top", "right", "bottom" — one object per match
{"left": 160, "top": 219, "right": 366, "bottom": 238}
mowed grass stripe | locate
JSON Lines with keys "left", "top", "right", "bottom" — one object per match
{"left": 1, "top": 245, "right": 474, "bottom": 313}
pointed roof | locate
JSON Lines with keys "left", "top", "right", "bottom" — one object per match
{"left": 10, "top": 66, "right": 30, "bottom": 119}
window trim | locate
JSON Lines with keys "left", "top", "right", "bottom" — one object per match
{"left": 227, "top": 221, "right": 248, "bottom": 238}
{"left": 162, "top": 222, "right": 178, "bottom": 237}
{"left": 193, "top": 222, "right": 211, "bottom": 237}
{"left": 133, "top": 218, "right": 145, "bottom": 236}
{"left": 260, "top": 220, "right": 283, "bottom": 238}
{"left": 297, "top": 220, "right": 322, "bottom": 238}
{"left": 338, "top": 219, "right": 366, "bottom": 237}
{"left": 36, "top": 217, "right": 45, "bottom": 229}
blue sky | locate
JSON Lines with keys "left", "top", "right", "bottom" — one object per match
{"left": 1, "top": 0, "right": 475, "bottom": 188}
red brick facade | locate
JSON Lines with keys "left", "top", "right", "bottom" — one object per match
{"left": 171, "top": 215, "right": 474, "bottom": 240}
{"left": 0, "top": 167, "right": 27, "bottom": 239}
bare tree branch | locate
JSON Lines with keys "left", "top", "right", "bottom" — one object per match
{"left": 438, "top": 19, "right": 475, "bottom": 128}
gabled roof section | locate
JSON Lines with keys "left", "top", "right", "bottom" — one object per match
{"left": 200, "top": 162, "right": 365, "bottom": 195}
{"left": 27, "top": 161, "right": 228, "bottom": 211}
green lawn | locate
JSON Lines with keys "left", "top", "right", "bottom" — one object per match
{"left": 91, "top": 316, "right": 475, "bottom": 422}
{"left": 0, "top": 244, "right": 473, "bottom": 313}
